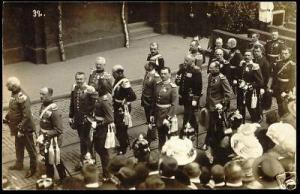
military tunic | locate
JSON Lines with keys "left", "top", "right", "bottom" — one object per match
{"left": 271, "top": 58, "right": 296, "bottom": 116}
{"left": 209, "top": 58, "right": 231, "bottom": 80}
{"left": 236, "top": 60, "right": 264, "bottom": 122}
{"left": 253, "top": 56, "right": 271, "bottom": 88}
{"left": 227, "top": 48, "right": 243, "bottom": 87}
{"left": 147, "top": 53, "right": 165, "bottom": 73}
{"left": 69, "top": 83, "right": 98, "bottom": 159}
{"left": 152, "top": 80, "right": 178, "bottom": 149}
{"left": 141, "top": 70, "right": 161, "bottom": 123}
{"left": 39, "top": 101, "right": 66, "bottom": 180}
{"left": 93, "top": 94, "right": 114, "bottom": 177}
{"left": 5, "top": 89, "right": 36, "bottom": 171}
{"left": 265, "top": 39, "right": 285, "bottom": 66}
{"left": 88, "top": 70, "right": 113, "bottom": 97}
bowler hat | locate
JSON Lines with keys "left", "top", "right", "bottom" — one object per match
{"left": 252, "top": 154, "right": 285, "bottom": 188}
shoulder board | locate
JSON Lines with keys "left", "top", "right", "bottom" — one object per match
{"left": 156, "top": 80, "right": 162, "bottom": 85}
{"left": 86, "top": 85, "right": 96, "bottom": 93}
{"left": 17, "top": 92, "right": 27, "bottom": 103}
{"left": 71, "top": 84, "right": 76, "bottom": 91}
{"left": 50, "top": 103, "right": 58, "bottom": 111}
{"left": 121, "top": 78, "right": 131, "bottom": 88}
{"left": 252, "top": 62, "right": 260, "bottom": 70}
{"left": 219, "top": 73, "right": 226, "bottom": 79}
{"left": 170, "top": 83, "right": 177, "bottom": 88}
{"left": 154, "top": 72, "right": 160, "bottom": 77}
{"left": 103, "top": 72, "right": 112, "bottom": 79}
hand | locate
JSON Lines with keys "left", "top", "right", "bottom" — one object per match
{"left": 37, "top": 134, "right": 44, "bottom": 144}
{"left": 150, "top": 116, "right": 155, "bottom": 123}
{"left": 281, "top": 92, "right": 287, "bottom": 98}
{"left": 215, "top": 103, "right": 223, "bottom": 110}
{"left": 17, "top": 131, "right": 24, "bottom": 138}
{"left": 260, "top": 88, "right": 265, "bottom": 95}
{"left": 192, "top": 100, "right": 197, "bottom": 107}
{"left": 233, "top": 80, "right": 237, "bottom": 85}
{"left": 91, "top": 121, "right": 97, "bottom": 129}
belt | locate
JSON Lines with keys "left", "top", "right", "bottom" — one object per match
{"left": 267, "top": 54, "right": 280, "bottom": 57}
{"left": 156, "top": 103, "right": 171, "bottom": 108}
{"left": 277, "top": 78, "right": 289, "bottom": 82}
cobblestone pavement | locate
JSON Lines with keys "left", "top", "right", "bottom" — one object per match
{"left": 2, "top": 71, "right": 278, "bottom": 189}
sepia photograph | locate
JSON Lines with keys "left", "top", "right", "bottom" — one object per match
{"left": 2, "top": 1, "right": 296, "bottom": 190}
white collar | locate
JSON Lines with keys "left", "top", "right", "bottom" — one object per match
{"left": 160, "top": 175, "right": 175, "bottom": 179}
{"left": 190, "top": 177, "right": 200, "bottom": 183}
{"left": 85, "top": 182, "right": 99, "bottom": 188}
{"left": 215, "top": 182, "right": 225, "bottom": 187}
{"left": 128, "top": 187, "right": 136, "bottom": 190}
{"left": 226, "top": 181, "right": 243, "bottom": 187}
{"left": 149, "top": 170, "right": 159, "bottom": 175}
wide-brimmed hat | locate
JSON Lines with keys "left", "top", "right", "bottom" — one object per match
{"left": 266, "top": 122, "right": 296, "bottom": 153}
{"left": 199, "top": 108, "right": 209, "bottom": 129}
{"left": 287, "top": 100, "right": 296, "bottom": 118}
{"left": 252, "top": 154, "right": 285, "bottom": 189}
{"left": 231, "top": 125, "right": 263, "bottom": 159}
{"left": 161, "top": 136, "right": 197, "bottom": 166}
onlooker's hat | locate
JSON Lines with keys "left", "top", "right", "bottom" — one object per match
{"left": 182, "top": 162, "right": 201, "bottom": 179}
{"left": 161, "top": 136, "right": 197, "bottom": 166}
{"left": 159, "top": 156, "right": 178, "bottom": 177}
{"left": 108, "top": 155, "right": 128, "bottom": 174}
{"left": 224, "top": 161, "right": 243, "bottom": 183}
{"left": 211, "top": 164, "right": 225, "bottom": 184}
{"left": 252, "top": 154, "right": 285, "bottom": 188}
{"left": 145, "top": 175, "right": 165, "bottom": 189}
{"left": 266, "top": 122, "right": 296, "bottom": 153}
{"left": 132, "top": 134, "right": 150, "bottom": 160}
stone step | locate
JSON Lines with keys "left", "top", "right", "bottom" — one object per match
{"left": 129, "top": 26, "right": 154, "bottom": 37}
{"left": 284, "top": 22, "right": 296, "bottom": 30}
{"left": 131, "top": 32, "right": 161, "bottom": 41}
{"left": 128, "top": 21, "right": 148, "bottom": 30}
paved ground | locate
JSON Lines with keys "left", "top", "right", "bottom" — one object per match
{"left": 2, "top": 34, "right": 210, "bottom": 107}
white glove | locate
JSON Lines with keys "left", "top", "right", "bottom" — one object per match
{"left": 17, "top": 131, "right": 24, "bottom": 138}
{"left": 163, "top": 119, "right": 170, "bottom": 126}
{"left": 69, "top": 118, "right": 73, "bottom": 123}
{"left": 37, "top": 134, "right": 45, "bottom": 144}
{"left": 233, "top": 80, "right": 237, "bottom": 85}
{"left": 192, "top": 100, "right": 197, "bottom": 106}
{"left": 91, "top": 121, "right": 97, "bottom": 129}
{"left": 260, "top": 88, "right": 265, "bottom": 95}
{"left": 150, "top": 116, "right": 155, "bottom": 123}
{"left": 215, "top": 103, "right": 223, "bottom": 110}
{"left": 281, "top": 92, "right": 287, "bottom": 98}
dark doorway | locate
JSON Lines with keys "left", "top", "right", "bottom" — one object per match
{"left": 128, "top": 2, "right": 155, "bottom": 24}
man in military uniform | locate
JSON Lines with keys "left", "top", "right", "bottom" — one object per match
{"left": 208, "top": 49, "right": 230, "bottom": 80}
{"left": 227, "top": 38, "right": 243, "bottom": 91}
{"left": 175, "top": 54, "right": 202, "bottom": 134}
{"left": 151, "top": 67, "right": 178, "bottom": 150}
{"left": 208, "top": 37, "right": 229, "bottom": 66}
{"left": 38, "top": 87, "right": 66, "bottom": 182}
{"left": 112, "top": 65, "right": 137, "bottom": 155}
{"left": 248, "top": 33, "right": 265, "bottom": 54}
{"left": 147, "top": 42, "right": 165, "bottom": 73}
{"left": 270, "top": 48, "right": 296, "bottom": 117}
{"left": 189, "top": 39, "right": 205, "bottom": 71}
{"left": 88, "top": 56, "right": 113, "bottom": 97}
{"left": 253, "top": 45, "right": 271, "bottom": 89}
{"left": 265, "top": 29, "right": 285, "bottom": 71}
{"left": 142, "top": 61, "right": 161, "bottom": 123}
{"left": 204, "top": 62, "right": 233, "bottom": 158}
{"left": 235, "top": 51, "right": 265, "bottom": 123}
{"left": 4, "top": 77, "right": 37, "bottom": 178}
{"left": 92, "top": 91, "right": 114, "bottom": 180}
{"left": 69, "top": 72, "right": 98, "bottom": 170}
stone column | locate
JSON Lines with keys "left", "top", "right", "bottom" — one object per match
{"left": 156, "top": 2, "right": 169, "bottom": 34}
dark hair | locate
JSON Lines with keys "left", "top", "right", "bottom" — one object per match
{"left": 160, "top": 67, "right": 171, "bottom": 74}
{"left": 266, "top": 110, "right": 280, "bottom": 125}
{"left": 270, "top": 28, "right": 279, "bottom": 33}
{"left": 253, "top": 45, "right": 263, "bottom": 51}
{"left": 62, "top": 177, "right": 85, "bottom": 190}
{"left": 211, "top": 165, "right": 225, "bottom": 184}
{"left": 82, "top": 164, "right": 99, "bottom": 184}
{"left": 209, "top": 61, "right": 220, "bottom": 69}
{"left": 199, "top": 167, "right": 211, "bottom": 184}
{"left": 244, "top": 49, "right": 253, "bottom": 55}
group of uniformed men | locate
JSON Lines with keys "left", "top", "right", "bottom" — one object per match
{"left": 4, "top": 28, "right": 295, "bottom": 185}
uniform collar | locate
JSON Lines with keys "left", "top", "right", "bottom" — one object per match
{"left": 162, "top": 79, "right": 171, "bottom": 84}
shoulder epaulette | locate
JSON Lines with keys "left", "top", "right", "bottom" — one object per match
{"left": 219, "top": 73, "right": 226, "bottom": 79}
{"left": 170, "top": 83, "right": 177, "bottom": 88}
{"left": 252, "top": 62, "right": 260, "bottom": 70}
{"left": 50, "top": 103, "right": 58, "bottom": 111}
{"left": 17, "top": 92, "right": 27, "bottom": 103}
{"left": 121, "top": 78, "right": 131, "bottom": 88}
